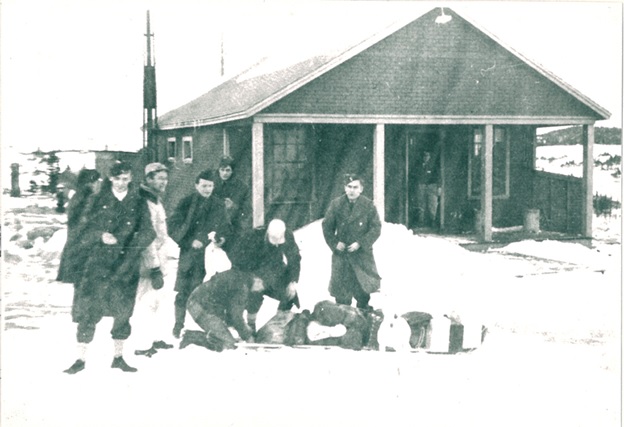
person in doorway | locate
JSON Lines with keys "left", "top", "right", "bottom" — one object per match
{"left": 322, "top": 173, "right": 382, "bottom": 311}
{"left": 414, "top": 150, "right": 440, "bottom": 227}
{"left": 134, "top": 163, "right": 175, "bottom": 358}
{"left": 64, "top": 162, "right": 156, "bottom": 374}
{"left": 168, "top": 169, "right": 231, "bottom": 339}
{"left": 213, "top": 155, "right": 251, "bottom": 254}
{"left": 229, "top": 218, "right": 301, "bottom": 334}
{"left": 180, "top": 269, "right": 260, "bottom": 351}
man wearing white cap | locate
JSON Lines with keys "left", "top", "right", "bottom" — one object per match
{"left": 134, "top": 162, "right": 175, "bottom": 357}
{"left": 229, "top": 218, "right": 301, "bottom": 333}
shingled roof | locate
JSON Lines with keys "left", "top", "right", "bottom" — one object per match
{"left": 158, "top": 7, "right": 610, "bottom": 130}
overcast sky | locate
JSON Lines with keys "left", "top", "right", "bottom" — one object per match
{"left": 1, "top": 0, "right": 621, "bottom": 155}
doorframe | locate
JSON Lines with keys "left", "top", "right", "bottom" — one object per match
{"left": 404, "top": 127, "right": 444, "bottom": 230}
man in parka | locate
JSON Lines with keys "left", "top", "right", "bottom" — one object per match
{"left": 168, "top": 169, "right": 231, "bottom": 338}
{"left": 322, "top": 173, "right": 382, "bottom": 310}
{"left": 134, "top": 163, "right": 174, "bottom": 357}
{"left": 64, "top": 162, "right": 156, "bottom": 374}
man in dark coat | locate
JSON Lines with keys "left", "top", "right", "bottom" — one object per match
{"left": 168, "top": 169, "right": 231, "bottom": 338}
{"left": 213, "top": 155, "right": 251, "bottom": 254}
{"left": 322, "top": 173, "right": 382, "bottom": 310}
{"left": 64, "top": 162, "right": 156, "bottom": 374}
{"left": 180, "top": 269, "right": 259, "bottom": 351}
{"left": 57, "top": 169, "right": 101, "bottom": 284}
{"left": 230, "top": 219, "right": 301, "bottom": 333}
{"left": 413, "top": 150, "right": 440, "bottom": 227}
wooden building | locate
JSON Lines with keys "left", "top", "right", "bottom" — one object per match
{"left": 150, "top": 7, "right": 609, "bottom": 241}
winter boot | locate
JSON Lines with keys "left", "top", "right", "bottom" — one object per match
{"left": 63, "top": 359, "right": 85, "bottom": 375}
{"left": 111, "top": 356, "right": 137, "bottom": 372}
{"left": 180, "top": 330, "right": 225, "bottom": 352}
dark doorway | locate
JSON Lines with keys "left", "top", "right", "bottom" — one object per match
{"left": 406, "top": 130, "right": 441, "bottom": 230}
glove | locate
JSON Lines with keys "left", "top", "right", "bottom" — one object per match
{"left": 150, "top": 267, "right": 164, "bottom": 290}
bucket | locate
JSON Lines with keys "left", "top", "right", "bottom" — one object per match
{"left": 524, "top": 209, "right": 540, "bottom": 233}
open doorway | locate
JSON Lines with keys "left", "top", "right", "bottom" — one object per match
{"left": 406, "top": 131, "right": 441, "bottom": 230}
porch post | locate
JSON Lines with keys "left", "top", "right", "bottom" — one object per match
{"left": 252, "top": 122, "right": 265, "bottom": 227}
{"left": 582, "top": 124, "right": 594, "bottom": 237}
{"left": 373, "top": 124, "right": 385, "bottom": 222}
{"left": 480, "top": 125, "right": 493, "bottom": 242}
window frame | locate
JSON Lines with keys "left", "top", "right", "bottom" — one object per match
{"left": 467, "top": 126, "right": 510, "bottom": 200}
{"left": 182, "top": 136, "right": 193, "bottom": 163}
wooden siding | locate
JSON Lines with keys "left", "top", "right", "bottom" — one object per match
{"left": 533, "top": 171, "right": 583, "bottom": 234}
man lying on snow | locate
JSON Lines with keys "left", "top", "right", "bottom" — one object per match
{"left": 178, "top": 269, "right": 261, "bottom": 351}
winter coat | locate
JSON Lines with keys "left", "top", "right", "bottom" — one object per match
{"left": 168, "top": 192, "right": 231, "bottom": 293}
{"left": 322, "top": 194, "right": 382, "bottom": 296}
{"left": 188, "top": 269, "right": 254, "bottom": 341}
{"left": 71, "top": 188, "right": 156, "bottom": 322}
{"left": 213, "top": 175, "right": 251, "bottom": 231}
{"left": 139, "top": 184, "right": 169, "bottom": 274}
{"left": 57, "top": 188, "right": 95, "bottom": 283}
{"left": 230, "top": 225, "right": 301, "bottom": 292}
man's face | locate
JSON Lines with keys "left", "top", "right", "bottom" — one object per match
{"left": 195, "top": 178, "right": 214, "bottom": 198}
{"left": 344, "top": 180, "right": 363, "bottom": 201}
{"left": 218, "top": 166, "right": 233, "bottom": 181}
{"left": 110, "top": 172, "right": 132, "bottom": 193}
{"left": 146, "top": 171, "right": 168, "bottom": 194}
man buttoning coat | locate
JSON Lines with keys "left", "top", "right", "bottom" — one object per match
{"left": 322, "top": 173, "right": 382, "bottom": 310}
{"left": 229, "top": 219, "right": 301, "bottom": 333}
{"left": 181, "top": 269, "right": 258, "bottom": 351}
{"left": 168, "top": 169, "right": 231, "bottom": 338}
{"left": 64, "top": 162, "right": 156, "bottom": 374}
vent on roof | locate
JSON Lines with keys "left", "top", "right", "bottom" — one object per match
{"left": 435, "top": 7, "right": 452, "bottom": 24}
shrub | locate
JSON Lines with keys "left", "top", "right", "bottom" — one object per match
{"left": 593, "top": 193, "right": 621, "bottom": 217}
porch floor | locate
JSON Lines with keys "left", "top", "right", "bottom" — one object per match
{"left": 411, "top": 225, "right": 591, "bottom": 252}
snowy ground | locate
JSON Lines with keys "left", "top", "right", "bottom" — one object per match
{"left": 2, "top": 146, "right": 622, "bottom": 427}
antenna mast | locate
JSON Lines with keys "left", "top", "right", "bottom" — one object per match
{"left": 143, "top": 10, "right": 158, "bottom": 157}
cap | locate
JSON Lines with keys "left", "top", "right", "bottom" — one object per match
{"left": 266, "top": 219, "right": 286, "bottom": 245}
{"left": 145, "top": 162, "right": 168, "bottom": 176}
{"left": 219, "top": 156, "right": 235, "bottom": 168}
{"left": 343, "top": 173, "right": 362, "bottom": 185}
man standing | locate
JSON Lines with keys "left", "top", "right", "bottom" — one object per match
{"left": 414, "top": 150, "right": 440, "bottom": 228}
{"left": 230, "top": 219, "right": 301, "bottom": 333}
{"left": 322, "top": 174, "right": 382, "bottom": 310}
{"left": 168, "top": 169, "right": 231, "bottom": 338}
{"left": 64, "top": 162, "right": 156, "bottom": 374}
{"left": 134, "top": 163, "right": 174, "bottom": 357}
{"left": 213, "top": 155, "right": 251, "bottom": 253}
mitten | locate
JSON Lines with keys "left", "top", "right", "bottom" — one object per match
{"left": 150, "top": 267, "right": 164, "bottom": 290}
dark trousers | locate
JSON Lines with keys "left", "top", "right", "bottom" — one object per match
{"left": 333, "top": 264, "right": 371, "bottom": 309}
{"left": 76, "top": 314, "right": 132, "bottom": 343}
{"left": 187, "top": 299, "right": 237, "bottom": 347}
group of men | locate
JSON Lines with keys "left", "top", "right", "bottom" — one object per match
{"left": 59, "top": 155, "right": 383, "bottom": 374}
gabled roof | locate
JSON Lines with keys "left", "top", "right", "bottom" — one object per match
{"left": 158, "top": 7, "right": 610, "bottom": 130}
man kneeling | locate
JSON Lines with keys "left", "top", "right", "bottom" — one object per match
{"left": 181, "top": 269, "right": 259, "bottom": 351}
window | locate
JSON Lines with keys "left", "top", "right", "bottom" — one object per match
{"left": 167, "top": 137, "right": 177, "bottom": 160}
{"left": 182, "top": 137, "right": 193, "bottom": 163}
{"left": 468, "top": 126, "right": 510, "bottom": 199}
{"left": 268, "top": 126, "right": 310, "bottom": 203}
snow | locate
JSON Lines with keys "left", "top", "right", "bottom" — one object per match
{"left": 2, "top": 147, "right": 622, "bottom": 427}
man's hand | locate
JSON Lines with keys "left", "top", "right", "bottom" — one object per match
{"left": 347, "top": 242, "right": 360, "bottom": 252}
{"left": 191, "top": 240, "right": 204, "bottom": 249}
{"left": 150, "top": 267, "right": 164, "bottom": 290}
{"left": 285, "top": 282, "right": 297, "bottom": 300}
{"left": 336, "top": 242, "right": 346, "bottom": 252}
{"left": 251, "top": 277, "right": 265, "bottom": 292}
{"left": 102, "top": 232, "right": 118, "bottom": 245}
{"left": 224, "top": 198, "right": 235, "bottom": 210}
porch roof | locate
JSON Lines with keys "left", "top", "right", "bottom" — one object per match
{"left": 158, "top": 7, "right": 610, "bottom": 130}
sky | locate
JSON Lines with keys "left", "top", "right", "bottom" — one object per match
{"left": 1, "top": 0, "right": 622, "bottom": 156}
